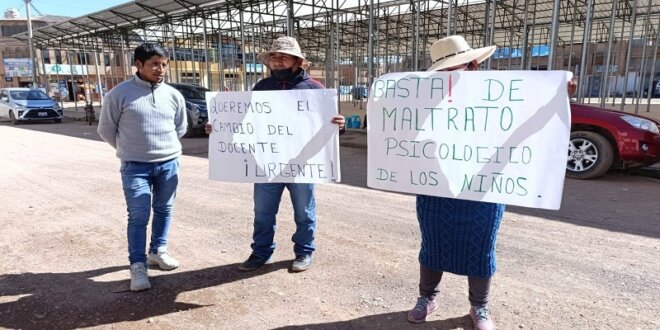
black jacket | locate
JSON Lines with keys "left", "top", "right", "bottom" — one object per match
{"left": 253, "top": 69, "right": 324, "bottom": 91}
{"left": 253, "top": 69, "right": 344, "bottom": 134}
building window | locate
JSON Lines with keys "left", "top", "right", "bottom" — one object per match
{"left": 77, "top": 53, "right": 90, "bottom": 65}
{"left": 55, "top": 49, "right": 62, "bottom": 64}
{"left": 180, "top": 72, "right": 200, "bottom": 84}
{"left": 104, "top": 53, "right": 111, "bottom": 66}
{"left": 2, "top": 49, "right": 31, "bottom": 58}
{"left": 1, "top": 25, "right": 28, "bottom": 37}
{"left": 43, "top": 50, "right": 51, "bottom": 64}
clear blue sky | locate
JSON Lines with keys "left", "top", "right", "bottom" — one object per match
{"left": 6, "top": 0, "right": 132, "bottom": 18}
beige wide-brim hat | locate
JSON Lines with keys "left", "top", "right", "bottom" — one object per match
{"left": 257, "top": 36, "right": 306, "bottom": 65}
{"left": 427, "top": 35, "right": 496, "bottom": 71}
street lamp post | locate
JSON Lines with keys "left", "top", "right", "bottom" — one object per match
{"left": 25, "top": 0, "right": 38, "bottom": 87}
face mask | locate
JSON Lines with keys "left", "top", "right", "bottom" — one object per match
{"left": 271, "top": 68, "right": 297, "bottom": 81}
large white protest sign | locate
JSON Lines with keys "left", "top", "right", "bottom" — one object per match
{"left": 367, "top": 71, "right": 570, "bottom": 210}
{"left": 207, "top": 89, "right": 341, "bottom": 183}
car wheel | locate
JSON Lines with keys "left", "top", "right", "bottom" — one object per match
{"left": 566, "top": 131, "right": 615, "bottom": 180}
{"left": 9, "top": 111, "right": 19, "bottom": 125}
{"left": 54, "top": 118, "right": 62, "bottom": 123}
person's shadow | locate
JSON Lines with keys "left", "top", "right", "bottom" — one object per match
{"left": 274, "top": 312, "right": 470, "bottom": 329}
{"left": 0, "top": 261, "right": 289, "bottom": 329}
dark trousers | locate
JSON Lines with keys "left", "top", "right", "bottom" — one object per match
{"left": 419, "top": 264, "right": 491, "bottom": 306}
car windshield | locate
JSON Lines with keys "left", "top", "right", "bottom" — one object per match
{"left": 10, "top": 90, "right": 50, "bottom": 100}
{"left": 176, "top": 87, "right": 205, "bottom": 99}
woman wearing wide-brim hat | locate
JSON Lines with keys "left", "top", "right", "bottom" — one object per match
{"left": 407, "top": 35, "right": 577, "bottom": 330}
{"left": 405, "top": 35, "right": 499, "bottom": 330}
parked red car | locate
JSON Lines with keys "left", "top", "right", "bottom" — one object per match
{"left": 568, "top": 103, "right": 660, "bottom": 179}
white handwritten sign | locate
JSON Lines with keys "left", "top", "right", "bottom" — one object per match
{"left": 207, "top": 89, "right": 341, "bottom": 183}
{"left": 367, "top": 71, "right": 570, "bottom": 210}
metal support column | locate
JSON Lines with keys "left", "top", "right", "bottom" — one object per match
{"left": 202, "top": 12, "right": 212, "bottom": 89}
{"left": 521, "top": 1, "right": 529, "bottom": 70}
{"left": 99, "top": 39, "right": 108, "bottom": 104}
{"left": 93, "top": 48, "right": 103, "bottom": 106}
{"left": 486, "top": 0, "right": 497, "bottom": 69}
{"left": 218, "top": 19, "right": 225, "bottom": 91}
{"left": 82, "top": 43, "right": 91, "bottom": 103}
{"left": 600, "top": 0, "right": 618, "bottom": 107}
{"left": 646, "top": 15, "right": 660, "bottom": 112}
{"left": 25, "top": 0, "right": 38, "bottom": 86}
{"left": 57, "top": 42, "right": 64, "bottom": 108}
{"left": 413, "top": 0, "right": 420, "bottom": 71}
{"left": 287, "top": 0, "right": 294, "bottom": 37}
{"left": 634, "top": 0, "right": 654, "bottom": 113}
{"left": 621, "top": 0, "right": 639, "bottom": 111}
{"left": 446, "top": 0, "right": 453, "bottom": 36}
{"left": 367, "top": 0, "right": 374, "bottom": 87}
{"left": 547, "top": 0, "right": 561, "bottom": 70}
{"left": 336, "top": 0, "right": 341, "bottom": 109}
{"left": 120, "top": 33, "right": 131, "bottom": 80}
{"left": 239, "top": 5, "right": 248, "bottom": 92}
{"left": 39, "top": 49, "right": 48, "bottom": 94}
{"left": 577, "top": 0, "right": 594, "bottom": 102}
{"left": 612, "top": 14, "right": 628, "bottom": 106}
{"left": 66, "top": 49, "right": 77, "bottom": 111}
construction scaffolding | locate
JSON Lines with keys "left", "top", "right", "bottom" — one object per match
{"left": 13, "top": 0, "right": 660, "bottom": 113}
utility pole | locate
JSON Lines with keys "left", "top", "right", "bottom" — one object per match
{"left": 25, "top": 0, "right": 38, "bottom": 87}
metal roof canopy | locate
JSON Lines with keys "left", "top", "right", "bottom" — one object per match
{"left": 13, "top": 0, "right": 660, "bottom": 63}
{"left": 14, "top": 0, "right": 228, "bottom": 48}
{"left": 11, "top": 0, "right": 660, "bottom": 47}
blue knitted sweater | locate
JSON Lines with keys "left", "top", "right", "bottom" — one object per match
{"left": 416, "top": 195, "right": 505, "bottom": 278}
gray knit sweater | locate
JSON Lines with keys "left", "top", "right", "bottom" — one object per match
{"left": 97, "top": 75, "right": 187, "bottom": 162}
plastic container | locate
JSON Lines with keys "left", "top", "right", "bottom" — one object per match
{"left": 345, "top": 115, "right": 353, "bottom": 128}
{"left": 351, "top": 114, "right": 361, "bottom": 128}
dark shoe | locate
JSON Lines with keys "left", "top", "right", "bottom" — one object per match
{"left": 290, "top": 254, "right": 313, "bottom": 272}
{"left": 407, "top": 296, "right": 438, "bottom": 323}
{"left": 238, "top": 254, "right": 271, "bottom": 272}
{"left": 470, "top": 305, "right": 494, "bottom": 330}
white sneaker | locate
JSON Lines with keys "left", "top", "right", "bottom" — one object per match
{"left": 130, "top": 263, "right": 151, "bottom": 291}
{"left": 147, "top": 247, "right": 180, "bottom": 270}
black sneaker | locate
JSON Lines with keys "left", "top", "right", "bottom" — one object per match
{"left": 291, "top": 254, "right": 313, "bottom": 272}
{"left": 238, "top": 254, "right": 271, "bottom": 272}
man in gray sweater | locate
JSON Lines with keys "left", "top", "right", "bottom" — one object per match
{"left": 98, "top": 43, "right": 187, "bottom": 291}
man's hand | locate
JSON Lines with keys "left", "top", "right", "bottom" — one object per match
{"left": 205, "top": 123, "right": 212, "bottom": 135}
{"left": 331, "top": 115, "right": 345, "bottom": 129}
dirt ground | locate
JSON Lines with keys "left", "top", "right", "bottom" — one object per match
{"left": 1, "top": 119, "right": 659, "bottom": 330}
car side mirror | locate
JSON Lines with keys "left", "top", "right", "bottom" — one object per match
{"left": 0, "top": 97, "right": 7, "bottom": 102}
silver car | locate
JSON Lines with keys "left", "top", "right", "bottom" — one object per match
{"left": 0, "top": 88, "right": 63, "bottom": 124}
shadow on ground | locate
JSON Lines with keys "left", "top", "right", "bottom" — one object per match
{"left": 274, "top": 313, "right": 470, "bottom": 329}
{"left": 0, "top": 261, "right": 290, "bottom": 329}
{"left": 507, "top": 174, "right": 660, "bottom": 239}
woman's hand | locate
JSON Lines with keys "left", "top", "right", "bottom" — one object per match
{"left": 205, "top": 123, "right": 212, "bottom": 135}
{"left": 567, "top": 76, "right": 578, "bottom": 97}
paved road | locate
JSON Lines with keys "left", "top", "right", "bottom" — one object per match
{"left": 0, "top": 119, "right": 658, "bottom": 329}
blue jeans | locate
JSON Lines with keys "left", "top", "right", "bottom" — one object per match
{"left": 251, "top": 183, "right": 317, "bottom": 260}
{"left": 120, "top": 158, "right": 179, "bottom": 266}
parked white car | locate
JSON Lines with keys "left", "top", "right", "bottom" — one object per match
{"left": 0, "top": 88, "right": 63, "bottom": 124}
